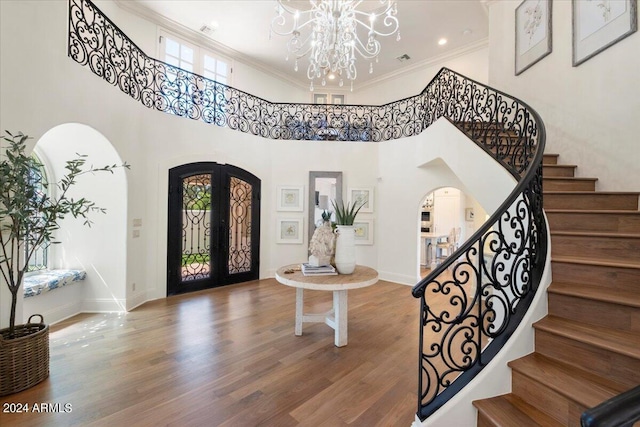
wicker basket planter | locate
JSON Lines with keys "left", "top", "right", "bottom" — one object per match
{"left": 0, "top": 315, "right": 49, "bottom": 396}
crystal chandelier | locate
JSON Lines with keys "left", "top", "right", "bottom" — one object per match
{"left": 270, "top": 0, "right": 400, "bottom": 91}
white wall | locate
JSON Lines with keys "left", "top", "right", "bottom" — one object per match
{"left": 488, "top": 0, "right": 640, "bottom": 191}
{"left": 376, "top": 119, "right": 516, "bottom": 285}
{"left": 352, "top": 43, "right": 489, "bottom": 106}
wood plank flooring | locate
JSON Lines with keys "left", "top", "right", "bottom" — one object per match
{"left": 0, "top": 278, "right": 423, "bottom": 427}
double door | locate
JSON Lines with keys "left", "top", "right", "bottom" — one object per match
{"left": 167, "top": 163, "right": 260, "bottom": 296}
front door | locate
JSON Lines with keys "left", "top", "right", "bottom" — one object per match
{"left": 167, "top": 162, "right": 260, "bottom": 296}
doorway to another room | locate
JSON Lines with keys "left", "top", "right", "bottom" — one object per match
{"left": 419, "top": 187, "right": 485, "bottom": 279}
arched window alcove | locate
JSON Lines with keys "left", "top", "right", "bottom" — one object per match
{"left": 23, "top": 123, "right": 128, "bottom": 323}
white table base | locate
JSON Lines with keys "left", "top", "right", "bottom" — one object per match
{"left": 295, "top": 288, "right": 348, "bottom": 347}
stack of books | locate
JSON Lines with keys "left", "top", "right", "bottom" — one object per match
{"left": 301, "top": 263, "right": 337, "bottom": 276}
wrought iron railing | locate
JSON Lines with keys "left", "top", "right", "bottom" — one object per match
{"left": 67, "top": 0, "right": 547, "bottom": 421}
{"left": 411, "top": 76, "right": 547, "bottom": 420}
{"left": 68, "top": 0, "right": 427, "bottom": 142}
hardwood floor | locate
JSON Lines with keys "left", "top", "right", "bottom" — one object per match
{"left": 0, "top": 279, "right": 422, "bottom": 426}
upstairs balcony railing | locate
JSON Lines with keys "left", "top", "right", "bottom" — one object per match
{"left": 68, "top": 0, "right": 547, "bottom": 422}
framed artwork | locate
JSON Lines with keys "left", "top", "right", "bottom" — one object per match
{"left": 465, "top": 208, "right": 475, "bottom": 222}
{"left": 348, "top": 187, "right": 374, "bottom": 213}
{"left": 515, "top": 0, "right": 553, "bottom": 75}
{"left": 353, "top": 219, "right": 374, "bottom": 245}
{"left": 277, "top": 185, "right": 304, "bottom": 211}
{"left": 276, "top": 218, "right": 303, "bottom": 244}
{"left": 572, "top": 0, "right": 637, "bottom": 66}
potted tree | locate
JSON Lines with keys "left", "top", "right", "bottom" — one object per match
{"left": 0, "top": 130, "right": 127, "bottom": 396}
{"left": 331, "top": 199, "right": 365, "bottom": 274}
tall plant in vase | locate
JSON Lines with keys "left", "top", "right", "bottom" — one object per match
{"left": 331, "top": 199, "right": 365, "bottom": 274}
{"left": 0, "top": 131, "right": 128, "bottom": 396}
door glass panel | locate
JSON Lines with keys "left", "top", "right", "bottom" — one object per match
{"left": 181, "top": 174, "right": 211, "bottom": 281}
{"left": 228, "top": 177, "right": 252, "bottom": 274}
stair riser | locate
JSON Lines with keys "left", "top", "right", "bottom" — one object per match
{"left": 477, "top": 414, "right": 494, "bottom": 427}
{"left": 548, "top": 293, "right": 640, "bottom": 332}
{"left": 543, "top": 166, "right": 576, "bottom": 177}
{"left": 551, "top": 261, "right": 640, "bottom": 291}
{"left": 543, "top": 155, "right": 559, "bottom": 165}
{"left": 551, "top": 234, "right": 640, "bottom": 263}
{"left": 546, "top": 212, "right": 640, "bottom": 233}
{"left": 535, "top": 330, "right": 640, "bottom": 388}
{"left": 511, "top": 371, "right": 584, "bottom": 426}
{"left": 544, "top": 179, "right": 596, "bottom": 191}
{"left": 544, "top": 194, "right": 639, "bottom": 211}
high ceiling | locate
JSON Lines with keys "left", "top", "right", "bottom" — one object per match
{"left": 116, "top": 0, "right": 489, "bottom": 91}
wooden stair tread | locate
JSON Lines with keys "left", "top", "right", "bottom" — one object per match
{"left": 545, "top": 209, "right": 640, "bottom": 215}
{"left": 550, "top": 230, "right": 640, "bottom": 238}
{"left": 544, "top": 164, "right": 578, "bottom": 168}
{"left": 534, "top": 315, "right": 640, "bottom": 359}
{"left": 551, "top": 255, "right": 640, "bottom": 270}
{"left": 544, "top": 176, "right": 597, "bottom": 180}
{"left": 473, "top": 394, "right": 564, "bottom": 427}
{"left": 544, "top": 190, "right": 640, "bottom": 195}
{"left": 508, "top": 354, "right": 625, "bottom": 408}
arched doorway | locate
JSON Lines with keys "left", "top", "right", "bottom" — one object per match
{"left": 167, "top": 163, "right": 260, "bottom": 295}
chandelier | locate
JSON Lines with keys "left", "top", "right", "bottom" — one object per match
{"left": 270, "top": 0, "right": 400, "bottom": 91}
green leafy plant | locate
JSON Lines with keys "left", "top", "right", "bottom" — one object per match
{"left": 0, "top": 131, "right": 129, "bottom": 338}
{"left": 331, "top": 199, "right": 365, "bottom": 226}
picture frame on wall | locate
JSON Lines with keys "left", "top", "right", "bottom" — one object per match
{"left": 515, "top": 0, "right": 553, "bottom": 75}
{"left": 353, "top": 219, "right": 374, "bottom": 245}
{"left": 572, "top": 0, "right": 637, "bottom": 66}
{"left": 277, "top": 185, "right": 304, "bottom": 212}
{"left": 276, "top": 218, "right": 304, "bottom": 244}
{"left": 348, "top": 187, "right": 374, "bottom": 213}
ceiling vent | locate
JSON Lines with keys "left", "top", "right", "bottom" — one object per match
{"left": 199, "top": 24, "right": 215, "bottom": 36}
{"left": 396, "top": 54, "right": 411, "bottom": 62}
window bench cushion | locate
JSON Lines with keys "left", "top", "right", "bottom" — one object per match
{"left": 23, "top": 269, "right": 87, "bottom": 298}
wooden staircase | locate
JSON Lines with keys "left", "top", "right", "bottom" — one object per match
{"left": 473, "top": 153, "right": 640, "bottom": 426}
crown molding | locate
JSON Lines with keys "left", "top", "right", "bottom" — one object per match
{"left": 112, "top": 0, "right": 309, "bottom": 91}
{"left": 353, "top": 38, "right": 489, "bottom": 93}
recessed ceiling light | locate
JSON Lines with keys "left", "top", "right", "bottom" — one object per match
{"left": 328, "top": 73, "right": 336, "bottom": 80}
{"left": 438, "top": 38, "right": 447, "bottom": 46}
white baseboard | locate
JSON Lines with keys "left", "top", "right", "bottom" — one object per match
{"left": 377, "top": 270, "right": 417, "bottom": 286}
{"left": 81, "top": 298, "right": 127, "bottom": 313}
{"left": 127, "top": 290, "right": 149, "bottom": 311}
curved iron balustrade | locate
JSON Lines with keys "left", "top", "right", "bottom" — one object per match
{"left": 67, "top": 0, "right": 547, "bottom": 421}
{"left": 411, "top": 75, "right": 547, "bottom": 420}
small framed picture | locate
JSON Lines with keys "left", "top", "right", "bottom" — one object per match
{"left": 276, "top": 218, "right": 303, "bottom": 244}
{"left": 348, "top": 187, "right": 374, "bottom": 213}
{"left": 277, "top": 185, "right": 304, "bottom": 212}
{"left": 572, "top": 0, "right": 637, "bottom": 66}
{"left": 515, "top": 0, "right": 552, "bottom": 75}
{"left": 353, "top": 219, "right": 373, "bottom": 245}
{"left": 465, "top": 208, "right": 475, "bottom": 222}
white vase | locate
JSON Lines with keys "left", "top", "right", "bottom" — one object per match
{"left": 334, "top": 225, "right": 356, "bottom": 274}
